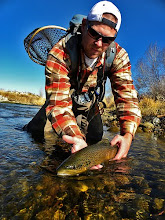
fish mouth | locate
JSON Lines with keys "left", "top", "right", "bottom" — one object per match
{"left": 57, "top": 172, "right": 71, "bottom": 176}
{"left": 57, "top": 169, "right": 80, "bottom": 177}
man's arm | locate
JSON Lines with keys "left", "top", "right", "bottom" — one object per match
{"left": 45, "top": 42, "right": 87, "bottom": 150}
{"left": 109, "top": 43, "right": 141, "bottom": 159}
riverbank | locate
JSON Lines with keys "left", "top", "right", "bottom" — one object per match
{"left": 102, "top": 96, "right": 165, "bottom": 137}
{"left": 0, "top": 90, "right": 45, "bottom": 106}
{"left": 1, "top": 90, "right": 164, "bottom": 137}
{"left": 102, "top": 108, "right": 165, "bottom": 137}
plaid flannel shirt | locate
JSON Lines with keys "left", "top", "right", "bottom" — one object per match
{"left": 45, "top": 37, "right": 141, "bottom": 139}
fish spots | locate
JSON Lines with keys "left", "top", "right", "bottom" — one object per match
{"left": 56, "top": 139, "right": 118, "bottom": 176}
{"left": 84, "top": 160, "right": 91, "bottom": 166}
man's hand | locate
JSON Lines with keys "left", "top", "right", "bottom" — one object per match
{"left": 110, "top": 133, "right": 133, "bottom": 160}
{"left": 62, "top": 135, "right": 87, "bottom": 153}
{"left": 93, "top": 133, "right": 132, "bottom": 169}
{"left": 62, "top": 135, "right": 103, "bottom": 170}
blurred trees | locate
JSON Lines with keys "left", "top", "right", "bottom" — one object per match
{"left": 134, "top": 43, "right": 165, "bottom": 100}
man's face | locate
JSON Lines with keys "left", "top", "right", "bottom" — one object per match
{"left": 81, "top": 16, "right": 117, "bottom": 59}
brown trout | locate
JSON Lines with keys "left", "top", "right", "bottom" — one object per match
{"left": 57, "top": 139, "right": 118, "bottom": 176}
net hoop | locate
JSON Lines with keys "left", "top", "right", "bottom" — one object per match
{"left": 26, "top": 25, "right": 67, "bottom": 65}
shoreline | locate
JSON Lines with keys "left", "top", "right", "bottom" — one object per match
{"left": 1, "top": 90, "right": 164, "bottom": 137}
{"left": 102, "top": 108, "right": 165, "bottom": 138}
{"left": 0, "top": 101, "right": 42, "bottom": 107}
{"left": 0, "top": 90, "right": 45, "bottom": 106}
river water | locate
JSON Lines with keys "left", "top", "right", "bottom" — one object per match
{"left": 0, "top": 102, "right": 165, "bottom": 219}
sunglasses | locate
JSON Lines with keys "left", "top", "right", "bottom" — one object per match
{"left": 87, "top": 25, "right": 116, "bottom": 44}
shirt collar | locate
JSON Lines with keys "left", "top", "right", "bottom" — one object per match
{"left": 81, "top": 49, "right": 105, "bottom": 70}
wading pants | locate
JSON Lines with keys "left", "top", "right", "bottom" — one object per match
{"left": 23, "top": 101, "right": 103, "bottom": 143}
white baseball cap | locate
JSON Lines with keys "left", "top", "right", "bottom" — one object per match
{"left": 87, "top": 1, "right": 121, "bottom": 32}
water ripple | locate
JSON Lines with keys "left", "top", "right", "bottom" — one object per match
{"left": 0, "top": 103, "right": 165, "bottom": 219}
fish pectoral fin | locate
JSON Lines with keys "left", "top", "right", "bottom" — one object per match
{"left": 89, "top": 164, "right": 103, "bottom": 170}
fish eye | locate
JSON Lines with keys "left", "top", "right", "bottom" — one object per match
{"left": 66, "top": 165, "right": 73, "bottom": 169}
{"left": 66, "top": 165, "right": 76, "bottom": 170}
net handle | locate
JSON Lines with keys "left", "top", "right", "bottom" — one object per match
{"left": 27, "top": 25, "right": 67, "bottom": 65}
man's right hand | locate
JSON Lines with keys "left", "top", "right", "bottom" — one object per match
{"left": 62, "top": 135, "right": 87, "bottom": 153}
{"left": 63, "top": 135, "right": 103, "bottom": 170}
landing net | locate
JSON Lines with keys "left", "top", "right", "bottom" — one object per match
{"left": 24, "top": 26, "right": 67, "bottom": 65}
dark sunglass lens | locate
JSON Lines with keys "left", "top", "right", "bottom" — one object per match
{"left": 88, "top": 25, "right": 115, "bottom": 43}
{"left": 102, "top": 38, "right": 109, "bottom": 43}
{"left": 88, "top": 27, "right": 99, "bottom": 38}
{"left": 102, "top": 37, "right": 113, "bottom": 43}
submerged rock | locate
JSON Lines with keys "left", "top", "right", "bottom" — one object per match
{"left": 140, "top": 122, "right": 154, "bottom": 132}
{"left": 153, "top": 198, "right": 164, "bottom": 210}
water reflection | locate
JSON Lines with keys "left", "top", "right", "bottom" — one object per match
{"left": 0, "top": 103, "right": 165, "bottom": 219}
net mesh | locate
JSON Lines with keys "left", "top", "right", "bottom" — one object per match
{"left": 24, "top": 26, "right": 67, "bottom": 65}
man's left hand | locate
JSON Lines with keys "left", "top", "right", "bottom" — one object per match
{"left": 110, "top": 133, "right": 133, "bottom": 160}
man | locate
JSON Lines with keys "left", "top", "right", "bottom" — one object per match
{"left": 25, "top": 1, "right": 141, "bottom": 164}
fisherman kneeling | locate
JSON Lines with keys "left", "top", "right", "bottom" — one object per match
{"left": 24, "top": 1, "right": 141, "bottom": 164}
